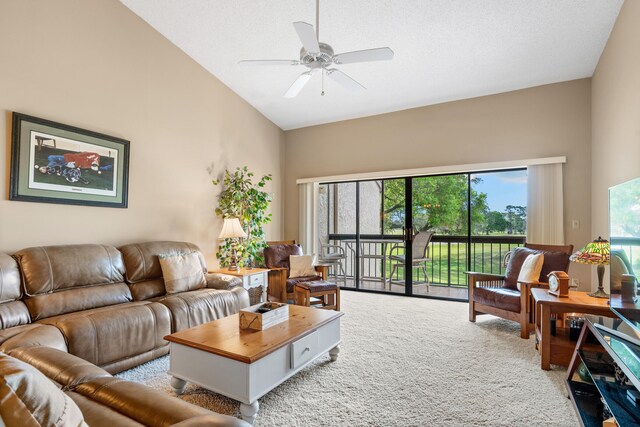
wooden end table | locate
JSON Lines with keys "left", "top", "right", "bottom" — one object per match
{"left": 165, "top": 305, "right": 343, "bottom": 425}
{"left": 210, "top": 267, "right": 269, "bottom": 304}
{"left": 531, "top": 288, "right": 613, "bottom": 370}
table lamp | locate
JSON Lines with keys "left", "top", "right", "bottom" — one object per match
{"left": 570, "top": 236, "right": 610, "bottom": 299}
{"left": 218, "top": 218, "right": 247, "bottom": 271}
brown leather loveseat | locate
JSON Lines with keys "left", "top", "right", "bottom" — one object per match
{"left": 0, "top": 241, "right": 251, "bottom": 427}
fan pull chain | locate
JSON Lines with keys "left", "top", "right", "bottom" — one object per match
{"left": 321, "top": 69, "right": 325, "bottom": 96}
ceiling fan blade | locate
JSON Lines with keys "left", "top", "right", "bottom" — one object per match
{"left": 284, "top": 70, "right": 317, "bottom": 98}
{"left": 333, "top": 47, "right": 394, "bottom": 65}
{"left": 238, "top": 60, "right": 300, "bottom": 66}
{"left": 326, "top": 69, "right": 365, "bottom": 91}
{"left": 293, "top": 21, "right": 320, "bottom": 53}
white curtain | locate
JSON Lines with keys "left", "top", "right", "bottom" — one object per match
{"left": 526, "top": 163, "right": 564, "bottom": 244}
{"left": 299, "top": 182, "right": 320, "bottom": 256}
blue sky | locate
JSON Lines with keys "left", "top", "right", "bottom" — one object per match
{"left": 472, "top": 170, "right": 527, "bottom": 212}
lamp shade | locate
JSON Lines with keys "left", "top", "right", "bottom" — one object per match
{"left": 570, "top": 236, "right": 610, "bottom": 265}
{"left": 218, "top": 218, "right": 247, "bottom": 239}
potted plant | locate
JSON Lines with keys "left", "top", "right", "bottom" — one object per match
{"left": 212, "top": 166, "right": 272, "bottom": 268}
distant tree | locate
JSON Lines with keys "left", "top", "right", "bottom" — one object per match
{"left": 505, "top": 205, "right": 526, "bottom": 235}
{"left": 382, "top": 176, "right": 488, "bottom": 236}
{"left": 485, "top": 211, "right": 509, "bottom": 234}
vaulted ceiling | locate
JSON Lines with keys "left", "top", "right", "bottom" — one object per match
{"left": 121, "top": 0, "right": 623, "bottom": 130}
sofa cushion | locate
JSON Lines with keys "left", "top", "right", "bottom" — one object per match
{"left": 120, "top": 241, "right": 206, "bottom": 283}
{"left": 68, "top": 391, "right": 143, "bottom": 427}
{"left": 0, "top": 253, "right": 21, "bottom": 304}
{"left": 74, "top": 377, "right": 215, "bottom": 427}
{"left": 264, "top": 244, "right": 302, "bottom": 270}
{"left": 120, "top": 241, "right": 207, "bottom": 300}
{"left": 0, "top": 253, "right": 31, "bottom": 330}
{"left": 472, "top": 287, "right": 521, "bottom": 313}
{"left": 25, "top": 283, "right": 133, "bottom": 321}
{"left": 0, "top": 352, "right": 87, "bottom": 427}
{"left": 15, "top": 244, "right": 126, "bottom": 295}
{"left": 504, "top": 247, "right": 570, "bottom": 290}
{"left": 0, "top": 300, "right": 31, "bottom": 329}
{"left": 15, "top": 244, "right": 132, "bottom": 320}
{"left": 0, "top": 324, "right": 67, "bottom": 354}
{"left": 9, "top": 346, "right": 111, "bottom": 389}
{"left": 38, "top": 301, "right": 171, "bottom": 370}
{"left": 159, "top": 252, "right": 207, "bottom": 294}
{"left": 154, "top": 287, "right": 250, "bottom": 331}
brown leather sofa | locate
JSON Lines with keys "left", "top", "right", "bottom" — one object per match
{"left": 0, "top": 242, "right": 251, "bottom": 427}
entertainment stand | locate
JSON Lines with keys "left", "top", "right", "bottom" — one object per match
{"left": 567, "top": 315, "right": 640, "bottom": 426}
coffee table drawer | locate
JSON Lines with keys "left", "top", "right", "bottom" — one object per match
{"left": 290, "top": 331, "right": 319, "bottom": 369}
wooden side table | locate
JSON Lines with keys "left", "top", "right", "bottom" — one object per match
{"left": 531, "top": 288, "right": 613, "bottom": 370}
{"left": 210, "top": 268, "right": 269, "bottom": 305}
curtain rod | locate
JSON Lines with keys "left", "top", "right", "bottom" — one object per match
{"left": 295, "top": 156, "right": 566, "bottom": 184}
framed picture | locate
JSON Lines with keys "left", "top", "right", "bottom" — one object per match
{"left": 9, "top": 112, "right": 129, "bottom": 208}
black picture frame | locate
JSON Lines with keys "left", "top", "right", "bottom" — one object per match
{"left": 9, "top": 112, "right": 129, "bottom": 208}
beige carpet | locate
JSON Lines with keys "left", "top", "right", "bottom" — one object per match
{"left": 117, "top": 291, "right": 578, "bottom": 426}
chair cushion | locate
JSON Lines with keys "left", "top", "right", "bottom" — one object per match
{"left": 289, "top": 255, "right": 317, "bottom": 278}
{"left": 286, "top": 275, "right": 323, "bottom": 293}
{"left": 516, "top": 253, "right": 544, "bottom": 290}
{"left": 504, "top": 247, "right": 570, "bottom": 290}
{"left": 472, "top": 287, "right": 521, "bottom": 313}
{"left": 159, "top": 252, "right": 206, "bottom": 294}
{"left": 0, "top": 352, "right": 87, "bottom": 427}
{"left": 264, "top": 244, "right": 302, "bottom": 269}
{"left": 295, "top": 280, "right": 338, "bottom": 292}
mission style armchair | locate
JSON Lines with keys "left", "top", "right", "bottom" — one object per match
{"left": 467, "top": 243, "right": 574, "bottom": 339}
{"left": 263, "top": 241, "right": 329, "bottom": 303}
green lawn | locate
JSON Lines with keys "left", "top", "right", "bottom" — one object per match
{"left": 380, "top": 240, "right": 523, "bottom": 287}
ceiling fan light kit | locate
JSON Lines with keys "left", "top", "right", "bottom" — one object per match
{"left": 239, "top": 0, "right": 394, "bottom": 98}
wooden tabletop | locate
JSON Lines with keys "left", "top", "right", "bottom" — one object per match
{"left": 165, "top": 305, "right": 343, "bottom": 364}
{"left": 531, "top": 288, "right": 611, "bottom": 312}
{"left": 210, "top": 267, "right": 270, "bottom": 277}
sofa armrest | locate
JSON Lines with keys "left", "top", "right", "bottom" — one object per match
{"left": 205, "top": 273, "right": 242, "bottom": 290}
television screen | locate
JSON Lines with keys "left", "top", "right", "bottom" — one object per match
{"left": 610, "top": 176, "right": 640, "bottom": 330}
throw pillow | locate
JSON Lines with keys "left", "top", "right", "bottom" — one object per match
{"left": 516, "top": 253, "right": 544, "bottom": 291}
{"left": 0, "top": 352, "right": 87, "bottom": 427}
{"left": 159, "top": 252, "right": 207, "bottom": 294}
{"left": 289, "top": 255, "right": 317, "bottom": 278}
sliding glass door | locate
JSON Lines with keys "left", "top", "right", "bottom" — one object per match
{"left": 318, "top": 169, "right": 527, "bottom": 301}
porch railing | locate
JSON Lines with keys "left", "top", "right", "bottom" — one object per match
{"left": 326, "top": 234, "right": 526, "bottom": 287}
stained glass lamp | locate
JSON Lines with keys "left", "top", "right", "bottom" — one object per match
{"left": 570, "top": 236, "right": 610, "bottom": 298}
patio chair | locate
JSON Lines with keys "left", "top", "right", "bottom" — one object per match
{"left": 387, "top": 231, "right": 434, "bottom": 291}
{"left": 467, "top": 243, "right": 573, "bottom": 339}
{"left": 318, "top": 238, "right": 347, "bottom": 286}
{"left": 263, "top": 240, "right": 329, "bottom": 303}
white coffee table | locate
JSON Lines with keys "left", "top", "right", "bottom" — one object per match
{"left": 164, "top": 305, "right": 343, "bottom": 424}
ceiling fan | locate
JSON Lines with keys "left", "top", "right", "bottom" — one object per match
{"left": 238, "top": 0, "right": 394, "bottom": 98}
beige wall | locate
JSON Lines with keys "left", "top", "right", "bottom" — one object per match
{"left": 591, "top": 0, "right": 640, "bottom": 238}
{"left": 0, "top": 0, "right": 284, "bottom": 267}
{"left": 285, "top": 79, "right": 593, "bottom": 287}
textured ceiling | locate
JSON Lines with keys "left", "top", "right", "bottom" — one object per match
{"left": 120, "top": 0, "right": 623, "bottom": 130}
